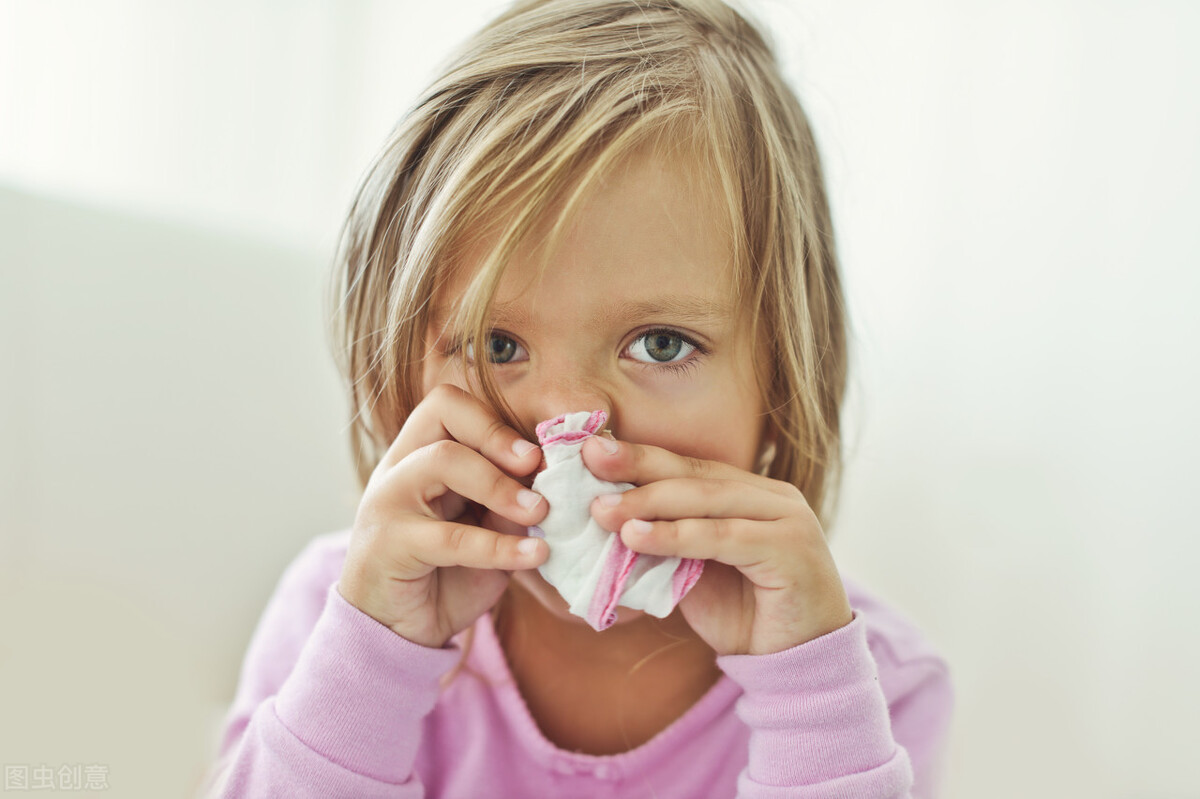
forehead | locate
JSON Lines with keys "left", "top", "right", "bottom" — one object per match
{"left": 431, "top": 141, "right": 741, "bottom": 327}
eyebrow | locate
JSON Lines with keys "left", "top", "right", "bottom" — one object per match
{"left": 430, "top": 296, "right": 732, "bottom": 329}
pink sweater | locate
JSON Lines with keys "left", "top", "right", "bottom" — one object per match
{"left": 200, "top": 530, "right": 953, "bottom": 798}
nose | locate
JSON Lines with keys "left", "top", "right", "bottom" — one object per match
{"left": 514, "top": 368, "right": 618, "bottom": 448}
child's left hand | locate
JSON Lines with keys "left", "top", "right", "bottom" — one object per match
{"left": 582, "top": 436, "right": 854, "bottom": 657}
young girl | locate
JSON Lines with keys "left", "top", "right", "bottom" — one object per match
{"left": 202, "top": 0, "right": 953, "bottom": 796}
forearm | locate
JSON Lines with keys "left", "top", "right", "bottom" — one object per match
{"left": 716, "top": 612, "right": 914, "bottom": 798}
{"left": 202, "top": 583, "right": 462, "bottom": 798}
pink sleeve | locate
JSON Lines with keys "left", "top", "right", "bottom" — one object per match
{"left": 715, "top": 611, "right": 953, "bottom": 798}
{"left": 198, "top": 538, "right": 462, "bottom": 798}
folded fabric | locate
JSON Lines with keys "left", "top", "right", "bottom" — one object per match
{"left": 527, "top": 410, "right": 704, "bottom": 631}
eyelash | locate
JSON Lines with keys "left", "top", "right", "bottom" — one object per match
{"left": 443, "top": 327, "right": 710, "bottom": 375}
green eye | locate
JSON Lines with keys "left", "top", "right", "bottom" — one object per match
{"left": 629, "top": 329, "right": 696, "bottom": 364}
{"left": 463, "top": 334, "right": 523, "bottom": 364}
{"left": 640, "top": 331, "right": 683, "bottom": 361}
{"left": 446, "top": 327, "right": 707, "bottom": 376}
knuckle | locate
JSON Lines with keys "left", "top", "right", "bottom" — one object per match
{"left": 630, "top": 443, "right": 647, "bottom": 470}
{"left": 389, "top": 549, "right": 425, "bottom": 577}
{"left": 445, "top": 523, "right": 471, "bottom": 553}
{"left": 685, "top": 455, "right": 709, "bottom": 477}
{"left": 426, "top": 438, "right": 460, "bottom": 464}
{"left": 428, "top": 382, "right": 464, "bottom": 404}
{"left": 658, "top": 519, "right": 677, "bottom": 542}
{"left": 490, "top": 470, "right": 514, "bottom": 504}
{"left": 712, "top": 516, "right": 737, "bottom": 543}
{"left": 779, "top": 480, "right": 804, "bottom": 500}
{"left": 483, "top": 417, "right": 508, "bottom": 448}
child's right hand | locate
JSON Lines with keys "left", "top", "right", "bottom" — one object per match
{"left": 337, "top": 384, "right": 549, "bottom": 649}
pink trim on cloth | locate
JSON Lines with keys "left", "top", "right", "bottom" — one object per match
{"left": 672, "top": 556, "right": 704, "bottom": 603}
{"left": 536, "top": 410, "right": 608, "bottom": 447}
{"left": 587, "top": 535, "right": 638, "bottom": 630}
{"left": 587, "top": 529, "right": 706, "bottom": 631}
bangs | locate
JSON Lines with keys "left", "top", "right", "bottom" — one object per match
{"left": 425, "top": 89, "right": 745, "bottom": 352}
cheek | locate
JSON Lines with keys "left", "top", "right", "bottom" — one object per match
{"left": 667, "top": 417, "right": 759, "bottom": 470}
{"left": 621, "top": 387, "right": 763, "bottom": 472}
{"left": 667, "top": 373, "right": 764, "bottom": 468}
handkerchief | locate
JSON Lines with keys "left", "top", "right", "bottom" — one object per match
{"left": 527, "top": 410, "right": 704, "bottom": 631}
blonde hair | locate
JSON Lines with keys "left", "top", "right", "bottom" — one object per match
{"left": 326, "top": 0, "right": 850, "bottom": 684}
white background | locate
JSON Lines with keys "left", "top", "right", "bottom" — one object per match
{"left": 2, "top": 1, "right": 1198, "bottom": 797}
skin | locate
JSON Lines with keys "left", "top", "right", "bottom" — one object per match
{"left": 339, "top": 140, "right": 852, "bottom": 754}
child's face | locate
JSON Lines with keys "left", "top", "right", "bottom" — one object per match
{"left": 422, "top": 142, "right": 769, "bottom": 628}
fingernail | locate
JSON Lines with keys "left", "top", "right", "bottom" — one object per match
{"left": 596, "top": 493, "right": 622, "bottom": 507}
{"left": 518, "top": 537, "right": 540, "bottom": 555}
{"left": 513, "top": 440, "right": 539, "bottom": 458}
{"left": 516, "top": 489, "right": 542, "bottom": 509}
{"left": 593, "top": 436, "right": 619, "bottom": 455}
{"left": 626, "top": 519, "right": 653, "bottom": 535}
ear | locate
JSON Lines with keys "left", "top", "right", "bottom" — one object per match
{"left": 754, "top": 422, "right": 778, "bottom": 477}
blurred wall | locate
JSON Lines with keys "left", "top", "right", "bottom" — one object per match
{"left": 2, "top": 1, "right": 1198, "bottom": 797}
{"left": 0, "top": 186, "right": 360, "bottom": 796}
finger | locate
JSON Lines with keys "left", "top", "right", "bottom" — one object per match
{"left": 380, "top": 382, "right": 541, "bottom": 475}
{"left": 580, "top": 436, "right": 796, "bottom": 497}
{"left": 589, "top": 477, "right": 792, "bottom": 534}
{"left": 404, "top": 515, "right": 547, "bottom": 571}
{"left": 390, "top": 438, "right": 544, "bottom": 523}
{"left": 615, "top": 516, "right": 783, "bottom": 569}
